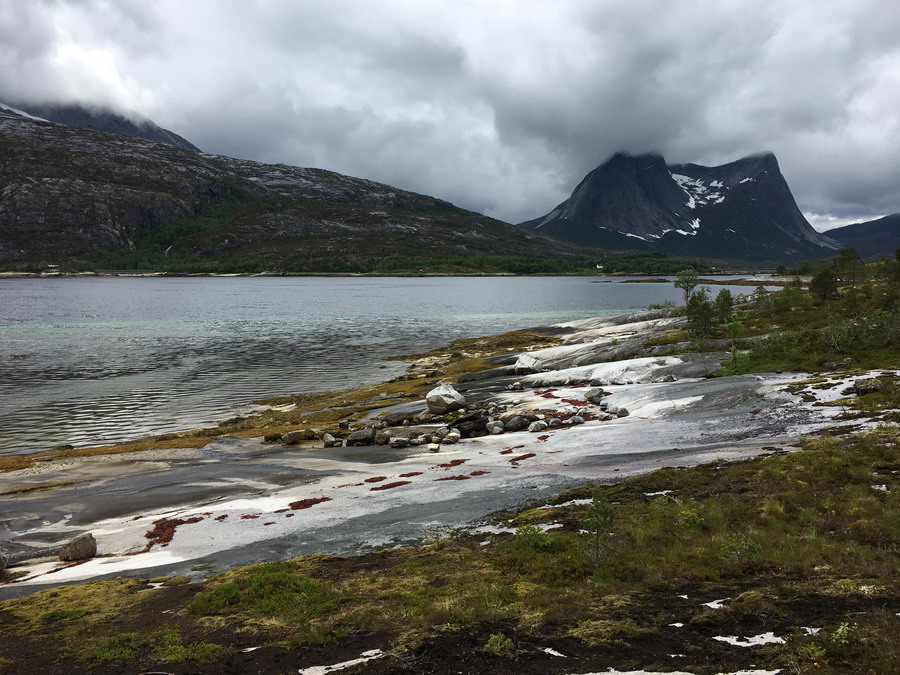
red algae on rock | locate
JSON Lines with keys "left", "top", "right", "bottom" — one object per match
{"left": 399, "top": 471, "right": 422, "bottom": 478}
{"left": 509, "top": 453, "right": 537, "bottom": 465}
{"left": 289, "top": 497, "right": 333, "bottom": 510}
{"left": 240, "top": 514, "right": 260, "bottom": 520}
{"left": 214, "top": 514, "right": 229, "bottom": 521}
{"left": 469, "top": 470, "right": 490, "bottom": 476}
{"left": 144, "top": 516, "right": 204, "bottom": 549}
{"left": 364, "top": 476, "right": 388, "bottom": 483}
{"left": 436, "top": 458, "right": 468, "bottom": 469}
{"left": 369, "top": 480, "right": 412, "bottom": 491}
{"left": 434, "top": 474, "right": 471, "bottom": 481}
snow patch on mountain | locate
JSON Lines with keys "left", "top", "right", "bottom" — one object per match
{"left": 671, "top": 174, "right": 726, "bottom": 209}
{"left": 0, "top": 102, "right": 49, "bottom": 122}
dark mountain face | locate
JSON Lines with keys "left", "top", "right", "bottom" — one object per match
{"left": 0, "top": 113, "right": 593, "bottom": 270}
{"left": 1, "top": 101, "right": 200, "bottom": 151}
{"left": 826, "top": 214, "right": 900, "bottom": 259}
{"left": 521, "top": 151, "right": 842, "bottom": 262}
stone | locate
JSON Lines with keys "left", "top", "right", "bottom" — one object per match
{"left": 596, "top": 412, "right": 614, "bottom": 421}
{"left": 583, "top": 388, "right": 606, "bottom": 404}
{"left": 0, "top": 551, "right": 7, "bottom": 574}
{"left": 427, "top": 443, "right": 441, "bottom": 452}
{"left": 486, "top": 420, "right": 505, "bottom": 434}
{"left": 59, "top": 532, "right": 97, "bottom": 561}
{"left": 507, "top": 381, "right": 524, "bottom": 391}
{"left": 570, "top": 415, "right": 585, "bottom": 425}
{"left": 321, "top": 432, "right": 339, "bottom": 447}
{"left": 606, "top": 405, "right": 620, "bottom": 415}
{"left": 502, "top": 415, "right": 529, "bottom": 432}
{"left": 347, "top": 426, "right": 376, "bottom": 446}
{"left": 611, "top": 378, "right": 629, "bottom": 386}
{"left": 514, "top": 353, "right": 541, "bottom": 374}
{"left": 590, "top": 378, "right": 609, "bottom": 386}
{"left": 853, "top": 378, "right": 882, "bottom": 395}
{"left": 426, "top": 383, "right": 467, "bottom": 414}
{"left": 389, "top": 437, "right": 409, "bottom": 448}
{"left": 374, "top": 430, "right": 391, "bottom": 445}
{"left": 380, "top": 412, "right": 408, "bottom": 426}
{"left": 281, "top": 430, "right": 302, "bottom": 445}
{"left": 548, "top": 418, "right": 562, "bottom": 428}
{"left": 442, "top": 431, "right": 461, "bottom": 444}
{"left": 528, "top": 420, "right": 548, "bottom": 432}
{"left": 616, "top": 407, "right": 630, "bottom": 417}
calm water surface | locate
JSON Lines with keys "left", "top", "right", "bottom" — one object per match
{"left": 0, "top": 276, "right": 760, "bottom": 455}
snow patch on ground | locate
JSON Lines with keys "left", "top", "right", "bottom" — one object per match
{"left": 299, "top": 648, "right": 385, "bottom": 674}
{"left": 713, "top": 632, "right": 785, "bottom": 647}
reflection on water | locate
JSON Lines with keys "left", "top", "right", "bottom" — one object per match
{"left": 0, "top": 276, "right": 763, "bottom": 455}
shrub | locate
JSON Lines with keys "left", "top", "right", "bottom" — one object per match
{"left": 483, "top": 632, "right": 514, "bottom": 655}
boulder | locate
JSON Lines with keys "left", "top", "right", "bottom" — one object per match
{"left": 389, "top": 437, "right": 410, "bottom": 448}
{"left": 853, "top": 378, "right": 882, "bottom": 395}
{"left": 347, "top": 426, "right": 376, "bottom": 446}
{"left": 548, "top": 418, "right": 563, "bottom": 428}
{"left": 59, "top": 532, "right": 97, "bottom": 561}
{"left": 450, "top": 411, "right": 489, "bottom": 437}
{"left": 528, "top": 420, "right": 548, "bottom": 432}
{"left": 514, "top": 354, "right": 541, "bottom": 374}
{"left": 374, "top": 430, "right": 391, "bottom": 445}
{"left": 427, "top": 443, "right": 441, "bottom": 452}
{"left": 281, "top": 430, "right": 303, "bottom": 445}
{"left": 507, "top": 381, "right": 524, "bottom": 391}
{"left": 426, "top": 383, "right": 467, "bottom": 414}
{"left": 583, "top": 388, "right": 606, "bottom": 404}
{"left": 442, "top": 431, "right": 461, "bottom": 444}
{"left": 590, "top": 378, "right": 609, "bottom": 386}
{"left": 569, "top": 415, "right": 585, "bottom": 425}
{"left": 616, "top": 407, "right": 630, "bottom": 418}
{"left": 486, "top": 420, "right": 505, "bottom": 435}
{"left": 606, "top": 405, "right": 620, "bottom": 415}
{"left": 321, "top": 432, "right": 340, "bottom": 448}
{"left": 502, "top": 415, "right": 529, "bottom": 432}
{"left": 380, "top": 412, "right": 409, "bottom": 427}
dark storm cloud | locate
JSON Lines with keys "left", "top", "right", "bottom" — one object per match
{"left": 1, "top": 0, "right": 899, "bottom": 228}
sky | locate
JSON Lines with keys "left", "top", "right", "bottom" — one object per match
{"left": 2, "top": 0, "right": 899, "bottom": 231}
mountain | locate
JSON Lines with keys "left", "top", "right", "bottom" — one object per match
{"left": 826, "top": 214, "right": 900, "bottom": 259}
{"left": 0, "top": 112, "right": 593, "bottom": 272}
{"left": 520, "top": 151, "right": 842, "bottom": 262}
{"left": 0, "top": 101, "right": 200, "bottom": 151}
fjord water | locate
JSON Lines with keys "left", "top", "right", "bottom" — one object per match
{"left": 0, "top": 276, "right": 750, "bottom": 455}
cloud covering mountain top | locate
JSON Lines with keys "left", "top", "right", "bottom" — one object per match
{"left": 2, "top": 0, "right": 898, "bottom": 229}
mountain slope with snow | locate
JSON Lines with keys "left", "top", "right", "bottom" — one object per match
{"left": 520, "top": 152, "right": 842, "bottom": 262}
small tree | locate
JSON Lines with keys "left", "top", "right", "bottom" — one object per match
{"left": 714, "top": 288, "right": 733, "bottom": 323}
{"left": 581, "top": 491, "right": 615, "bottom": 566}
{"left": 674, "top": 268, "right": 700, "bottom": 305}
{"left": 685, "top": 286, "right": 716, "bottom": 336}
{"left": 810, "top": 268, "right": 838, "bottom": 302}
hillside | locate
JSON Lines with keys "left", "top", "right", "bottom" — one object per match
{"left": 0, "top": 113, "right": 595, "bottom": 273}
{"left": 826, "top": 213, "right": 900, "bottom": 259}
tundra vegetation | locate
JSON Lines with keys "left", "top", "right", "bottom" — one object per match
{"left": 0, "top": 253, "right": 897, "bottom": 673}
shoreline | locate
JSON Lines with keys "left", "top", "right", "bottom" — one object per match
{"left": 0, "top": 270, "right": 778, "bottom": 279}
{"left": 0, "top": 308, "right": 872, "bottom": 594}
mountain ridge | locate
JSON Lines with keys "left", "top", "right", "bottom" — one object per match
{"left": 521, "top": 151, "right": 843, "bottom": 262}
{"left": 826, "top": 214, "right": 900, "bottom": 259}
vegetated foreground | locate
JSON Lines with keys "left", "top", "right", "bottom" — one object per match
{"left": 0, "top": 254, "right": 898, "bottom": 674}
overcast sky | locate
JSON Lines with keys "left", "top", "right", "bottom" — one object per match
{"left": 2, "top": 0, "right": 899, "bottom": 230}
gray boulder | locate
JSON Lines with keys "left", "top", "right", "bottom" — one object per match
{"left": 853, "top": 378, "right": 882, "bottom": 395}
{"left": 583, "top": 388, "right": 606, "bottom": 404}
{"left": 321, "top": 432, "right": 340, "bottom": 448}
{"left": 389, "top": 437, "right": 410, "bottom": 448}
{"left": 425, "top": 383, "right": 467, "bottom": 414}
{"left": 59, "top": 532, "right": 97, "bottom": 561}
{"left": 502, "top": 415, "right": 529, "bottom": 432}
{"left": 548, "top": 418, "right": 563, "bottom": 428}
{"left": 347, "top": 426, "right": 376, "bottom": 446}
{"left": 281, "top": 430, "right": 303, "bottom": 445}
{"left": 486, "top": 420, "right": 505, "bottom": 435}
{"left": 616, "top": 407, "right": 630, "bottom": 417}
{"left": 528, "top": 420, "right": 549, "bottom": 432}
{"left": 569, "top": 415, "right": 585, "bottom": 425}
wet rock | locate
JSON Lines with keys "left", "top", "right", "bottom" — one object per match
{"left": 514, "top": 353, "right": 541, "bottom": 374}
{"left": 321, "top": 432, "right": 340, "bottom": 448}
{"left": 374, "top": 430, "right": 391, "bottom": 445}
{"left": 548, "top": 418, "right": 563, "bottom": 428}
{"left": 281, "top": 430, "right": 303, "bottom": 445}
{"left": 389, "top": 437, "right": 409, "bottom": 448}
{"left": 853, "top": 378, "right": 882, "bottom": 395}
{"left": 507, "top": 381, "right": 524, "bottom": 391}
{"left": 502, "top": 415, "right": 529, "bottom": 432}
{"left": 380, "top": 412, "right": 409, "bottom": 427}
{"left": 528, "top": 420, "right": 548, "bottom": 432}
{"left": 347, "top": 426, "right": 376, "bottom": 446}
{"left": 570, "top": 415, "right": 585, "bottom": 425}
{"left": 583, "top": 388, "right": 606, "bottom": 404}
{"left": 58, "top": 532, "right": 96, "bottom": 561}
{"left": 486, "top": 420, "right": 505, "bottom": 434}
{"left": 426, "top": 383, "right": 467, "bottom": 414}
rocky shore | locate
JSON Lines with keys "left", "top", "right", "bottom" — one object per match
{"left": 0, "top": 307, "right": 874, "bottom": 597}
